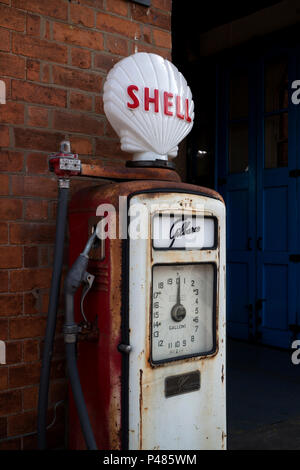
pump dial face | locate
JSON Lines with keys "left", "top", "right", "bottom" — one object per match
{"left": 151, "top": 264, "right": 215, "bottom": 363}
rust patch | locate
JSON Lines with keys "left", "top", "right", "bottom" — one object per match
{"left": 222, "top": 431, "right": 227, "bottom": 449}
{"left": 139, "top": 369, "right": 143, "bottom": 450}
{"left": 81, "top": 159, "right": 181, "bottom": 183}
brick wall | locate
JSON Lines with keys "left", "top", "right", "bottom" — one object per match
{"left": 0, "top": 0, "right": 172, "bottom": 449}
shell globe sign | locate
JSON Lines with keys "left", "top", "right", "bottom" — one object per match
{"left": 103, "top": 52, "right": 194, "bottom": 162}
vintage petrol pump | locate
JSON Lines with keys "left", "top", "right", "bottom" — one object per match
{"left": 65, "top": 53, "right": 226, "bottom": 450}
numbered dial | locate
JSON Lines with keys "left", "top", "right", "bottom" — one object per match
{"left": 151, "top": 264, "right": 215, "bottom": 363}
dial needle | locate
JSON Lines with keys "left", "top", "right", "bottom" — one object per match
{"left": 177, "top": 276, "right": 181, "bottom": 305}
{"left": 171, "top": 276, "right": 186, "bottom": 322}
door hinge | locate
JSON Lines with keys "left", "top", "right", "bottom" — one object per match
{"left": 290, "top": 254, "right": 300, "bottom": 262}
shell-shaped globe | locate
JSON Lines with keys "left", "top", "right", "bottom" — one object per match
{"left": 103, "top": 52, "right": 194, "bottom": 161}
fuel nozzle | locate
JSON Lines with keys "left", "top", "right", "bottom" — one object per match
{"left": 63, "top": 230, "right": 98, "bottom": 343}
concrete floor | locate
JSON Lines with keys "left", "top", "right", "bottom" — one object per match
{"left": 227, "top": 338, "right": 300, "bottom": 450}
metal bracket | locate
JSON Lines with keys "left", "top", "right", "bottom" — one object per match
{"left": 48, "top": 140, "right": 81, "bottom": 178}
{"left": 63, "top": 324, "right": 80, "bottom": 344}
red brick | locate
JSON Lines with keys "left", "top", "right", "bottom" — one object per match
{"left": 41, "top": 63, "right": 51, "bottom": 83}
{"left": 0, "top": 101, "right": 24, "bottom": 124}
{"left": 0, "top": 4, "right": 25, "bottom": 32}
{"left": 0, "top": 29, "right": 10, "bottom": 52}
{"left": 69, "top": 136, "right": 93, "bottom": 155}
{"left": 152, "top": 0, "right": 172, "bottom": 11}
{"left": 44, "top": 20, "right": 51, "bottom": 40}
{"left": 152, "top": 28, "right": 171, "bottom": 49}
{"left": 71, "top": 48, "right": 91, "bottom": 69}
{"left": 0, "top": 151, "right": 23, "bottom": 172}
{"left": 0, "top": 294, "right": 23, "bottom": 316}
{"left": 54, "top": 109, "right": 104, "bottom": 136}
{"left": 106, "top": 34, "right": 128, "bottom": 56}
{"left": 50, "top": 359, "right": 65, "bottom": 380}
{"left": 26, "top": 153, "right": 48, "bottom": 174}
{"left": 53, "top": 22, "right": 103, "bottom": 50}
{"left": 0, "top": 438, "right": 21, "bottom": 450}
{"left": 5, "top": 341, "right": 22, "bottom": 364}
{"left": 12, "top": 33, "right": 68, "bottom": 64}
{"left": 96, "top": 12, "right": 141, "bottom": 39}
{"left": 53, "top": 65, "right": 102, "bottom": 93}
{"left": 8, "top": 410, "right": 37, "bottom": 436}
{"left": 70, "top": 91, "right": 93, "bottom": 111}
{"left": 0, "top": 52, "right": 25, "bottom": 79}
{"left": 131, "top": 4, "right": 171, "bottom": 30}
{"left": 12, "top": 175, "right": 57, "bottom": 198}
{"left": 0, "top": 417, "right": 6, "bottom": 440}
{"left": 0, "top": 368, "right": 8, "bottom": 391}
{"left": 26, "top": 59, "right": 40, "bottom": 81}
{"left": 10, "top": 223, "right": 55, "bottom": 244}
{"left": 0, "top": 199, "right": 22, "bottom": 220}
{"left": 12, "top": 0, "right": 68, "bottom": 20}
{"left": 10, "top": 317, "right": 46, "bottom": 339}
{"left": 27, "top": 106, "right": 49, "bottom": 127}
{"left": 70, "top": 3, "right": 95, "bottom": 28}
{"left": 14, "top": 128, "right": 64, "bottom": 152}
{"left": 10, "top": 267, "right": 52, "bottom": 292}
{"left": 0, "top": 77, "right": 10, "bottom": 100}
{"left": 23, "top": 339, "right": 39, "bottom": 361}
{"left": 95, "top": 95, "right": 104, "bottom": 114}
{"left": 12, "top": 80, "right": 67, "bottom": 107}
{"left": 106, "top": 0, "right": 128, "bottom": 16}
{"left": 0, "top": 246, "right": 23, "bottom": 268}
{"left": 0, "top": 125, "right": 10, "bottom": 146}
{"left": 25, "top": 199, "right": 48, "bottom": 220}
{"left": 0, "top": 390, "right": 22, "bottom": 417}
{"left": 0, "top": 223, "right": 8, "bottom": 244}
{"left": 105, "top": 121, "right": 118, "bottom": 139}
{"left": 0, "top": 175, "right": 9, "bottom": 195}
{"left": 24, "top": 291, "right": 39, "bottom": 313}
{"left": 26, "top": 13, "right": 40, "bottom": 36}
{"left": 142, "top": 25, "right": 152, "bottom": 44}
{"left": 23, "top": 386, "right": 38, "bottom": 409}
{"left": 0, "top": 319, "right": 8, "bottom": 340}
{"left": 24, "top": 246, "right": 39, "bottom": 268}
{"left": 132, "top": 42, "right": 171, "bottom": 60}
{"left": 78, "top": 0, "right": 104, "bottom": 7}
{"left": 94, "top": 52, "right": 118, "bottom": 72}
{"left": 39, "top": 246, "right": 48, "bottom": 266}
{"left": 0, "top": 272, "right": 8, "bottom": 293}
{"left": 95, "top": 137, "right": 131, "bottom": 160}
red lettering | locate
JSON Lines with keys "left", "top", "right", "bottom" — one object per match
{"left": 176, "top": 95, "right": 184, "bottom": 120}
{"left": 185, "top": 98, "right": 192, "bottom": 122}
{"left": 164, "top": 92, "right": 173, "bottom": 116}
{"left": 144, "top": 87, "right": 159, "bottom": 113}
{"left": 127, "top": 85, "right": 139, "bottom": 109}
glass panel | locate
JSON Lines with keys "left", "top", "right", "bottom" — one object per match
{"left": 151, "top": 263, "right": 215, "bottom": 362}
{"left": 229, "top": 122, "right": 248, "bottom": 173}
{"left": 265, "top": 57, "right": 288, "bottom": 112}
{"left": 230, "top": 70, "right": 248, "bottom": 119}
{"left": 265, "top": 113, "right": 288, "bottom": 168}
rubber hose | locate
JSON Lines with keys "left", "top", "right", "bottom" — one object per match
{"left": 65, "top": 342, "right": 97, "bottom": 450}
{"left": 37, "top": 183, "right": 69, "bottom": 450}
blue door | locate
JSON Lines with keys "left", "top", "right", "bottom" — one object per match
{"left": 217, "top": 48, "right": 300, "bottom": 348}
